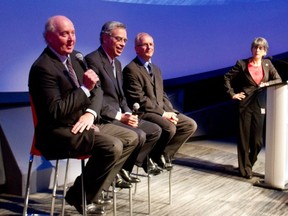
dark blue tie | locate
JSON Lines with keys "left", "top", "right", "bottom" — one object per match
{"left": 147, "top": 63, "right": 153, "bottom": 79}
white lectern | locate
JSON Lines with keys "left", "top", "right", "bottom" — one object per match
{"left": 257, "top": 83, "right": 288, "bottom": 190}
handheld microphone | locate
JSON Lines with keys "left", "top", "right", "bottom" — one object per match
{"left": 75, "top": 52, "right": 100, "bottom": 88}
{"left": 75, "top": 53, "right": 89, "bottom": 70}
{"left": 132, "top": 103, "right": 140, "bottom": 115}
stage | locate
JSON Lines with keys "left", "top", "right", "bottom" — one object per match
{"left": 1, "top": 136, "right": 288, "bottom": 216}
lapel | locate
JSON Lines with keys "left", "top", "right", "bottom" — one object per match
{"left": 99, "top": 48, "right": 122, "bottom": 96}
{"left": 243, "top": 59, "right": 258, "bottom": 86}
{"left": 70, "top": 52, "right": 83, "bottom": 86}
{"left": 135, "top": 57, "right": 155, "bottom": 86}
{"left": 46, "top": 48, "right": 78, "bottom": 88}
{"left": 261, "top": 59, "right": 269, "bottom": 81}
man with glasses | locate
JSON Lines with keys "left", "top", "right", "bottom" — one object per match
{"left": 28, "top": 16, "right": 138, "bottom": 215}
{"left": 122, "top": 32, "right": 198, "bottom": 171}
{"left": 85, "top": 21, "right": 163, "bottom": 188}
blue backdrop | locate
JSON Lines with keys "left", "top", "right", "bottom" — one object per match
{"left": 0, "top": 0, "right": 287, "bottom": 92}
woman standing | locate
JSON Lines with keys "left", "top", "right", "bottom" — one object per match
{"left": 224, "top": 37, "right": 282, "bottom": 179}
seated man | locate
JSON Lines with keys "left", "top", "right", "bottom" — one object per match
{"left": 123, "top": 32, "right": 197, "bottom": 170}
{"left": 28, "top": 15, "right": 138, "bottom": 215}
{"left": 85, "top": 21, "right": 162, "bottom": 182}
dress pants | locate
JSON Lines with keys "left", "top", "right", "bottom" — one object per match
{"left": 67, "top": 123, "right": 138, "bottom": 204}
{"left": 111, "top": 119, "right": 161, "bottom": 172}
{"left": 142, "top": 113, "right": 197, "bottom": 161}
{"left": 238, "top": 101, "right": 265, "bottom": 177}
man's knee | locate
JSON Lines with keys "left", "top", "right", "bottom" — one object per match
{"left": 109, "top": 138, "right": 123, "bottom": 160}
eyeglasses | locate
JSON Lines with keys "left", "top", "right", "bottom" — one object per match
{"left": 136, "top": 43, "right": 154, "bottom": 48}
{"left": 109, "top": 35, "right": 128, "bottom": 44}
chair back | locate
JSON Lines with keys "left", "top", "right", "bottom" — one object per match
{"left": 29, "top": 95, "right": 42, "bottom": 156}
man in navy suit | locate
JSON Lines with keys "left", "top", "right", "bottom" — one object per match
{"left": 28, "top": 15, "right": 137, "bottom": 214}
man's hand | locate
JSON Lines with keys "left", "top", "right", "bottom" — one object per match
{"left": 71, "top": 112, "right": 95, "bottom": 134}
{"left": 163, "top": 112, "right": 178, "bottom": 125}
{"left": 83, "top": 69, "right": 99, "bottom": 91}
{"left": 120, "top": 113, "right": 138, "bottom": 128}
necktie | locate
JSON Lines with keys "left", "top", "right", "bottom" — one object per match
{"left": 66, "top": 58, "right": 80, "bottom": 88}
{"left": 112, "top": 60, "right": 116, "bottom": 78}
{"left": 147, "top": 63, "right": 153, "bottom": 79}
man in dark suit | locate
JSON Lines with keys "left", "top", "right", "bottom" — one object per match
{"left": 28, "top": 15, "right": 138, "bottom": 214}
{"left": 122, "top": 32, "right": 197, "bottom": 170}
{"left": 85, "top": 21, "right": 162, "bottom": 182}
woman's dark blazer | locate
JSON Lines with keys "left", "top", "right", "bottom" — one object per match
{"left": 224, "top": 58, "right": 282, "bottom": 111}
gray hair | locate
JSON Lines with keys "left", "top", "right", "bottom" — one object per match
{"left": 134, "top": 32, "right": 153, "bottom": 47}
{"left": 100, "top": 21, "right": 126, "bottom": 44}
{"left": 251, "top": 37, "right": 269, "bottom": 51}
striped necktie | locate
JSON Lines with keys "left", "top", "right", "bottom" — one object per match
{"left": 66, "top": 58, "right": 79, "bottom": 88}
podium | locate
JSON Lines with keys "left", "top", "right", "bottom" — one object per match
{"left": 256, "top": 82, "right": 288, "bottom": 190}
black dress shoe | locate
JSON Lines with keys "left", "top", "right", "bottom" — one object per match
{"left": 94, "top": 198, "right": 112, "bottom": 206}
{"left": 143, "top": 158, "right": 163, "bottom": 175}
{"left": 158, "top": 154, "right": 173, "bottom": 171}
{"left": 87, "top": 203, "right": 106, "bottom": 215}
{"left": 115, "top": 174, "right": 132, "bottom": 188}
{"left": 120, "top": 169, "right": 141, "bottom": 183}
{"left": 65, "top": 188, "right": 83, "bottom": 214}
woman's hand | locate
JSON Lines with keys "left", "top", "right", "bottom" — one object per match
{"left": 232, "top": 92, "right": 246, "bottom": 101}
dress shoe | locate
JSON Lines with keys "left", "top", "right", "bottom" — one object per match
{"left": 244, "top": 174, "right": 253, "bottom": 179}
{"left": 115, "top": 174, "right": 132, "bottom": 188}
{"left": 158, "top": 154, "right": 173, "bottom": 171}
{"left": 94, "top": 197, "right": 112, "bottom": 206}
{"left": 242, "top": 168, "right": 253, "bottom": 179}
{"left": 244, "top": 171, "right": 253, "bottom": 179}
{"left": 87, "top": 203, "right": 106, "bottom": 215}
{"left": 143, "top": 158, "right": 163, "bottom": 175}
{"left": 65, "top": 188, "right": 83, "bottom": 214}
{"left": 120, "top": 169, "right": 141, "bottom": 183}
{"left": 65, "top": 192, "right": 83, "bottom": 214}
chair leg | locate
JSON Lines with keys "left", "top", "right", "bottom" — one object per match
{"left": 81, "top": 159, "right": 87, "bottom": 216}
{"left": 22, "top": 154, "right": 34, "bottom": 216}
{"left": 148, "top": 174, "right": 151, "bottom": 215}
{"left": 61, "top": 159, "right": 70, "bottom": 216}
{"left": 133, "top": 167, "right": 139, "bottom": 195}
{"left": 50, "top": 159, "right": 60, "bottom": 215}
{"left": 112, "top": 179, "right": 117, "bottom": 216}
{"left": 169, "top": 169, "right": 172, "bottom": 205}
{"left": 129, "top": 187, "right": 133, "bottom": 216}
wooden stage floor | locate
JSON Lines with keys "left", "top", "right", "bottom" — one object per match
{"left": 1, "top": 136, "right": 288, "bottom": 216}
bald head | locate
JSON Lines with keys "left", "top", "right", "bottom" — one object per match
{"left": 43, "top": 15, "right": 76, "bottom": 56}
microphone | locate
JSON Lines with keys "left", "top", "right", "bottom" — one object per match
{"left": 267, "top": 56, "right": 288, "bottom": 65}
{"left": 75, "top": 53, "right": 89, "bottom": 70}
{"left": 75, "top": 52, "right": 100, "bottom": 88}
{"left": 132, "top": 103, "right": 140, "bottom": 115}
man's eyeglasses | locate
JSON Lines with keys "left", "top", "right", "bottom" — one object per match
{"left": 109, "top": 35, "right": 128, "bottom": 44}
{"left": 136, "top": 43, "right": 154, "bottom": 48}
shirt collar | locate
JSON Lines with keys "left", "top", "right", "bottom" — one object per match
{"left": 137, "top": 56, "right": 151, "bottom": 67}
{"left": 48, "top": 46, "right": 69, "bottom": 64}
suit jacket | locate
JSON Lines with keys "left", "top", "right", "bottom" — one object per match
{"left": 224, "top": 58, "right": 282, "bottom": 110}
{"left": 28, "top": 47, "right": 103, "bottom": 159}
{"left": 122, "top": 57, "right": 177, "bottom": 116}
{"left": 85, "top": 46, "right": 131, "bottom": 121}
